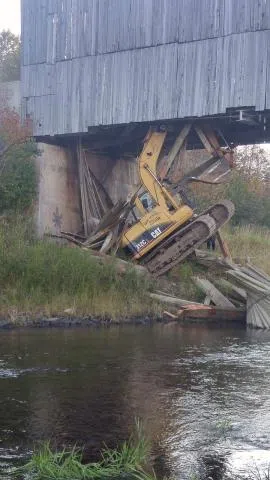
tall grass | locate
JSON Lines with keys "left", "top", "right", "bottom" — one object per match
{"left": 16, "top": 425, "right": 157, "bottom": 480}
{"left": 1, "top": 217, "right": 268, "bottom": 320}
{"left": 0, "top": 217, "right": 156, "bottom": 319}
{"left": 223, "top": 224, "right": 270, "bottom": 274}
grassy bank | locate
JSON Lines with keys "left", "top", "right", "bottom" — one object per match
{"left": 0, "top": 218, "right": 269, "bottom": 321}
{"left": 0, "top": 218, "right": 157, "bottom": 320}
{"left": 15, "top": 426, "right": 157, "bottom": 480}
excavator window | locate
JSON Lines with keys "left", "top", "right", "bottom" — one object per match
{"left": 139, "top": 192, "right": 156, "bottom": 212}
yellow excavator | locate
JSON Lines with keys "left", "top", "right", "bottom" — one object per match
{"left": 120, "top": 127, "right": 234, "bottom": 276}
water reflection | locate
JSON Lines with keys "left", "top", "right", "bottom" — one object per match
{"left": 1, "top": 325, "right": 270, "bottom": 479}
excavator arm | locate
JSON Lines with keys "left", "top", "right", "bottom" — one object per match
{"left": 137, "top": 130, "right": 178, "bottom": 212}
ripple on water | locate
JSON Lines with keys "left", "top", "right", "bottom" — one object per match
{"left": 1, "top": 326, "right": 270, "bottom": 480}
{"left": 0, "top": 366, "right": 69, "bottom": 378}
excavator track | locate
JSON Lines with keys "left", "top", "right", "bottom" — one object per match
{"left": 140, "top": 200, "right": 234, "bottom": 276}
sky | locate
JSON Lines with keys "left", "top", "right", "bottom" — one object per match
{"left": 0, "top": 0, "right": 20, "bottom": 35}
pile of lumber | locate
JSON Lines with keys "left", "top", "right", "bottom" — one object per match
{"left": 59, "top": 195, "right": 137, "bottom": 255}
{"left": 151, "top": 251, "right": 270, "bottom": 328}
{"left": 77, "top": 146, "right": 114, "bottom": 236}
{"left": 228, "top": 265, "right": 270, "bottom": 329}
{"left": 57, "top": 143, "right": 142, "bottom": 254}
{"left": 150, "top": 290, "right": 246, "bottom": 324}
{"left": 194, "top": 251, "right": 270, "bottom": 328}
{"left": 81, "top": 200, "right": 131, "bottom": 254}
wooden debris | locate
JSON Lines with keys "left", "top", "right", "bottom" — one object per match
{"left": 77, "top": 143, "right": 113, "bottom": 236}
{"left": 179, "top": 305, "right": 246, "bottom": 322}
{"left": 204, "top": 295, "right": 211, "bottom": 305}
{"left": 99, "top": 231, "right": 114, "bottom": 254}
{"left": 61, "top": 231, "right": 86, "bottom": 240}
{"left": 228, "top": 266, "right": 270, "bottom": 329}
{"left": 163, "top": 311, "right": 178, "bottom": 319}
{"left": 192, "top": 251, "right": 270, "bottom": 329}
{"left": 194, "top": 277, "right": 236, "bottom": 308}
{"left": 216, "top": 230, "right": 232, "bottom": 260}
{"left": 159, "top": 124, "right": 192, "bottom": 180}
{"left": 82, "top": 187, "right": 141, "bottom": 254}
{"left": 215, "top": 278, "right": 247, "bottom": 304}
{"left": 149, "top": 293, "right": 201, "bottom": 307}
{"left": 47, "top": 232, "right": 83, "bottom": 246}
{"left": 162, "top": 303, "right": 245, "bottom": 323}
{"left": 194, "top": 249, "right": 233, "bottom": 270}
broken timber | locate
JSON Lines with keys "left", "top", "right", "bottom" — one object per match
{"left": 149, "top": 292, "right": 201, "bottom": 307}
{"left": 194, "top": 277, "right": 236, "bottom": 308}
{"left": 178, "top": 305, "right": 246, "bottom": 323}
{"left": 228, "top": 266, "right": 270, "bottom": 329}
{"left": 151, "top": 292, "right": 245, "bottom": 323}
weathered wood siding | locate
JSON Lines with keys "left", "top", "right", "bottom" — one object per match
{"left": 21, "top": 0, "right": 270, "bottom": 136}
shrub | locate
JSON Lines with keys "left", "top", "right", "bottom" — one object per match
{"left": 0, "top": 141, "right": 37, "bottom": 212}
{"left": 0, "top": 103, "right": 37, "bottom": 214}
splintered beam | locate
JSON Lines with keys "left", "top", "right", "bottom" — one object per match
{"left": 159, "top": 123, "right": 192, "bottom": 180}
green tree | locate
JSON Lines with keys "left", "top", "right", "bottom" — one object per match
{"left": 0, "top": 141, "right": 37, "bottom": 212}
{"left": 192, "top": 144, "right": 270, "bottom": 229}
{"left": 222, "top": 146, "right": 270, "bottom": 228}
{"left": 0, "top": 30, "right": 20, "bottom": 82}
{"left": 0, "top": 101, "right": 37, "bottom": 213}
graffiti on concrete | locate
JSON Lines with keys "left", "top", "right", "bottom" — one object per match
{"left": 52, "top": 206, "right": 63, "bottom": 230}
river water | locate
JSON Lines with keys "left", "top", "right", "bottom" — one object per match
{"left": 1, "top": 324, "right": 270, "bottom": 479}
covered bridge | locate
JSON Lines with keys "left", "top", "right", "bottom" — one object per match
{"left": 21, "top": 0, "right": 270, "bottom": 235}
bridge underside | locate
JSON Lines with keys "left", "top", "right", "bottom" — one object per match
{"left": 35, "top": 109, "right": 270, "bottom": 238}
{"left": 37, "top": 108, "right": 270, "bottom": 159}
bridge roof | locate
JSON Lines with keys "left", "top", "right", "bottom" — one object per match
{"left": 22, "top": 0, "right": 270, "bottom": 142}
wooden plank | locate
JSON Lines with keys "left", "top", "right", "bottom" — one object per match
{"left": 149, "top": 293, "right": 201, "bottom": 307}
{"left": 204, "top": 296, "right": 211, "bottom": 305}
{"left": 194, "top": 125, "right": 222, "bottom": 157}
{"left": 181, "top": 306, "right": 246, "bottom": 322}
{"left": 194, "top": 249, "right": 233, "bottom": 270}
{"left": 170, "top": 140, "right": 187, "bottom": 183}
{"left": 160, "top": 124, "right": 192, "bottom": 180}
{"left": 77, "top": 142, "right": 89, "bottom": 236}
{"left": 215, "top": 278, "right": 247, "bottom": 303}
{"left": 163, "top": 311, "right": 178, "bottom": 320}
{"left": 228, "top": 267, "right": 270, "bottom": 329}
{"left": 216, "top": 230, "right": 232, "bottom": 260}
{"left": 100, "top": 231, "right": 113, "bottom": 254}
{"left": 194, "top": 277, "right": 236, "bottom": 308}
